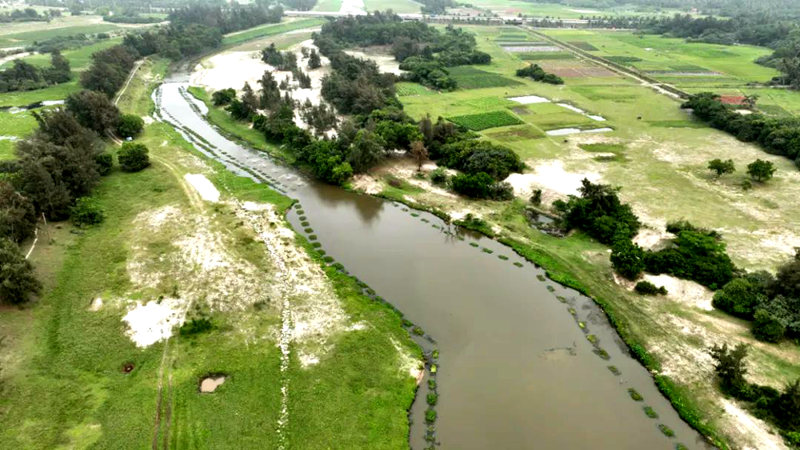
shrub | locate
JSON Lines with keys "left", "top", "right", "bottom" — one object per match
{"left": 747, "top": 159, "right": 776, "bottom": 182}
{"left": 116, "top": 113, "right": 144, "bottom": 138}
{"left": 530, "top": 189, "right": 542, "bottom": 205}
{"left": 118, "top": 142, "right": 150, "bottom": 172}
{"left": 179, "top": 317, "right": 214, "bottom": 336}
{"left": 712, "top": 277, "right": 766, "bottom": 319}
{"left": 95, "top": 152, "right": 113, "bottom": 176}
{"left": 426, "top": 393, "right": 438, "bottom": 406}
{"left": 635, "top": 281, "right": 667, "bottom": 295}
{"left": 644, "top": 230, "right": 735, "bottom": 289}
{"left": 212, "top": 88, "right": 236, "bottom": 106}
{"left": 553, "top": 179, "right": 640, "bottom": 245}
{"left": 70, "top": 197, "right": 104, "bottom": 226}
{"left": 643, "top": 406, "right": 659, "bottom": 418}
{"left": 611, "top": 239, "right": 645, "bottom": 280}
{"left": 451, "top": 172, "right": 513, "bottom": 200}
{"left": 752, "top": 308, "right": 786, "bottom": 342}
{"left": 0, "top": 238, "right": 41, "bottom": 304}
{"left": 425, "top": 408, "right": 437, "bottom": 423}
{"left": 430, "top": 167, "right": 448, "bottom": 185}
{"left": 628, "top": 388, "right": 643, "bottom": 401}
{"left": 0, "top": 181, "right": 37, "bottom": 243}
{"left": 657, "top": 424, "right": 675, "bottom": 437}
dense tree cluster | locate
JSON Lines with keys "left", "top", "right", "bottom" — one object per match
{"left": 683, "top": 93, "right": 800, "bottom": 168}
{"left": 0, "top": 51, "right": 71, "bottom": 93}
{"left": 515, "top": 63, "right": 563, "bottom": 85}
{"left": 714, "top": 252, "right": 800, "bottom": 343}
{"left": 81, "top": 44, "right": 138, "bottom": 97}
{"left": 418, "top": 0, "right": 456, "bottom": 15}
{"left": 314, "top": 12, "right": 490, "bottom": 91}
{"left": 167, "top": 2, "right": 282, "bottom": 34}
{"left": 554, "top": 180, "right": 735, "bottom": 287}
{"left": 320, "top": 52, "right": 398, "bottom": 116}
{"left": 0, "top": 7, "right": 58, "bottom": 23}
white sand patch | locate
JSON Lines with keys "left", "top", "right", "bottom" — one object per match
{"left": 587, "top": 115, "right": 606, "bottom": 121}
{"left": 344, "top": 49, "right": 404, "bottom": 75}
{"left": 557, "top": 102, "right": 585, "bottom": 114}
{"left": 523, "top": 160, "right": 601, "bottom": 197}
{"left": 200, "top": 376, "right": 226, "bottom": 393}
{"left": 570, "top": 8, "right": 599, "bottom": 13}
{"left": 135, "top": 204, "right": 183, "bottom": 230}
{"left": 735, "top": 109, "right": 753, "bottom": 115}
{"left": 143, "top": 116, "right": 154, "bottom": 125}
{"left": 720, "top": 398, "right": 787, "bottom": 450}
{"left": 122, "top": 298, "right": 187, "bottom": 347}
{"left": 504, "top": 172, "right": 537, "bottom": 199}
{"left": 242, "top": 201, "right": 272, "bottom": 211}
{"left": 508, "top": 95, "right": 550, "bottom": 104}
{"left": 632, "top": 227, "right": 673, "bottom": 251}
{"left": 351, "top": 173, "right": 382, "bottom": 195}
{"left": 547, "top": 127, "right": 613, "bottom": 136}
{"left": 184, "top": 174, "right": 220, "bottom": 203}
{"left": 339, "top": 0, "right": 366, "bottom": 15}
{"left": 89, "top": 297, "right": 103, "bottom": 311}
{"left": 190, "top": 51, "right": 272, "bottom": 92}
{"left": 0, "top": 135, "right": 18, "bottom": 141}
{"left": 642, "top": 274, "right": 714, "bottom": 311}
{"left": 391, "top": 337, "right": 424, "bottom": 381}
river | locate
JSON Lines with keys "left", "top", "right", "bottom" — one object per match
{"left": 155, "top": 76, "right": 712, "bottom": 450}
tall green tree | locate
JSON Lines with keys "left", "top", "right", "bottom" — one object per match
{"left": 0, "top": 238, "right": 40, "bottom": 305}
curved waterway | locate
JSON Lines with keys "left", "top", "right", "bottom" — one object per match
{"left": 156, "top": 76, "right": 713, "bottom": 450}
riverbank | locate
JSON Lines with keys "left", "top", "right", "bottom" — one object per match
{"left": 0, "top": 57, "right": 422, "bottom": 448}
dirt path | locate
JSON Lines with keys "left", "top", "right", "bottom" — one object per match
{"left": 114, "top": 60, "right": 144, "bottom": 106}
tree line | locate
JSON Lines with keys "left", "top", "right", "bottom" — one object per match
{"left": 683, "top": 93, "right": 800, "bottom": 168}
{"left": 0, "top": 51, "right": 71, "bottom": 93}
{"left": 0, "top": 7, "right": 60, "bottom": 23}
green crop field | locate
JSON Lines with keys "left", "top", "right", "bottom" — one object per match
{"left": 448, "top": 110, "right": 523, "bottom": 131}
{"left": 0, "top": 23, "right": 121, "bottom": 48}
{"left": 363, "top": 0, "right": 421, "bottom": 13}
{"left": 448, "top": 66, "right": 522, "bottom": 90}
{"left": 395, "top": 82, "right": 435, "bottom": 96}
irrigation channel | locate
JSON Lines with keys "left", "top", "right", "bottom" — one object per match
{"left": 156, "top": 75, "right": 712, "bottom": 450}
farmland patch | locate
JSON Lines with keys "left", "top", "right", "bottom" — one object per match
{"left": 448, "top": 66, "right": 522, "bottom": 89}
{"left": 448, "top": 110, "right": 523, "bottom": 131}
{"left": 396, "top": 82, "right": 434, "bottom": 96}
{"left": 501, "top": 45, "right": 562, "bottom": 53}
{"left": 485, "top": 125, "right": 544, "bottom": 141}
{"left": 518, "top": 52, "right": 575, "bottom": 60}
{"left": 568, "top": 41, "right": 599, "bottom": 51}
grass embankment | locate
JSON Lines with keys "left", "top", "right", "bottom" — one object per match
{"left": 0, "top": 58, "right": 419, "bottom": 448}
{"left": 222, "top": 18, "right": 326, "bottom": 46}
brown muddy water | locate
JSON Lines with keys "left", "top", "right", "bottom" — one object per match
{"left": 156, "top": 78, "right": 713, "bottom": 450}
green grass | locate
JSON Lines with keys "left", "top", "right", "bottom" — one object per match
{"left": 0, "top": 24, "right": 121, "bottom": 48}
{"left": 448, "top": 66, "right": 522, "bottom": 90}
{"left": 313, "top": 0, "right": 343, "bottom": 11}
{"left": 363, "top": 0, "right": 421, "bottom": 13}
{"left": 222, "top": 18, "right": 325, "bottom": 46}
{"left": 448, "top": 110, "right": 523, "bottom": 131}
{"left": 395, "top": 82, "right": 434, "bottom": 96}
{"left": 0, "top": 80, "right": 80, "bottom": 107}
{"left": 522, "top": 102, "right": 598, "bottom": 130}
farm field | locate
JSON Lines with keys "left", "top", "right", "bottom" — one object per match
{"left": 539, "top": 29, "right": 780, "bottom": 87}
{"left": 363, "top": 0, "right": 421, "bottom": 14}
{"left": 385, "top": 24, "right": 800, "bottom": 449}
{"left": 0, "top": 37, "right": 122, "bottom": 71}
{"left": 466, "top": 0, "right": 694, "bottom": 18}
{"left": 221, "top": 18, "right": 325, "bottom": 46}
{"left": 0, "top": 22, "right": 121, "bottom": 49}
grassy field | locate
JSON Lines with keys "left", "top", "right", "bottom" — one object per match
{"left": 0, "top": 56, "right": 420, "bottom": 449}
{"left": 363, "top": 0, "right": 421, "bottom": 14}
{"left": 222, "top": 18, "right": 325, "bottom": 46}
{"left": 0, "top": 37, "right": 122, "bottom": 71}
{"left": 0, "top": 23, "right": 121, "bottom": 49}
{"left": 466, "top": 0, "right": 693, "bottom": 18}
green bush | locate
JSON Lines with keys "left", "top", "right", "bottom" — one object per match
{"left": 628, "top": 388, "right": 644, "bottom": 401}
{"left": 634, "top": 281, "right": 667, "bottom": 295}
{"left": 425, "top": 408, "right": 437, "bottom": 423}
{"left": 118, "top": 142, "right": 150, "bottom": 172}
{"left": 712, "top": 277, "right": 766, "bottom": 319}
{"left": 116, "top": 113, "right": 144, "bottom": 138}
{"left": 70, "top": 197, "right": 104, "bottom": 226}
{"left": 430, "top": 167, "right": 448, "bottom": 185}
{"left": 426, "top": 393, "right": 438, "bottom": 406}
{"left": 179, "top": 317, "right": 214, "bottom": 336}
{"left": 611, "top": 239, "right": 645, "bottom": 280}
{"left": 752, "top": 308, "right": 786, "bottom": 342}
{"left": 95, "top": 152, "right": 113, "bottom": 176}
{"left": 0, "top": 238, "right": 41, "bottom": 305}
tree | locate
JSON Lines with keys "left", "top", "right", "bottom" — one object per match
{"left": 610, "top": 238, "right": 645, "bottom": 280}
{"left": 347, "top": 130, "right": 385, "bottom": 173}
{"left": 241, "top": 82, "right": 259, "bottom": 117}
{"left": 709, "top": 342, "right": 750, "bottom": 396}
{"left": 410, "top": 141, "right": 428, "bottom": 171}
{"left": 212, "top": 88, "right": 236, "bottom": 106}
{"left": 95, "top": 153, "right": 113, "bottom": 176}
{"left": 118, "top": 142, "right": 150, "bottom": 172}
{"left": 747, "top": 159, "right": 776, "bottom": 182}
{"left": 65, "top": 90, "right": 121, "bottom": 135}
{"left": 308, "top": 49, "right": 321, "bottom": 69}
{"left": 70, "top": 197, "right": 104, "bottom": 226}
{"left": 0, "top": 238, "right": 41, "bottom": 305}
{"left": 774, "top": 379, "right": 800, "bottom": 431}
{"left": 752, "top": 308, "right": 786, "bottom": 342}
{"left": 43, "top": 50, "right": 71, "bottom": 84}
{"left": 116, "top": 114, "right": 144, "bottom": 139}
{"left": 0, "top": 181, "right": 37, "bottom": 243}
{"left": 712, "top": 277, "right": 766, "bottom": 319}
{"left": 707, "top": 158, "right": 735, "bottom": 177}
